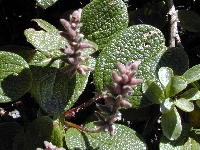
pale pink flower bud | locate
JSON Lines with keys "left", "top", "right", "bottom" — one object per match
{"left": 103, "top": 94, "right": 115, "bottom": 105}
{"left": 77, "top": 67, "right": 86, "bottom": 76}
{"left": 120, "top": 100, "right": 132, "bottom": 108}
{"left": 121, "top": 74, "right": 129, "bottom": 84}
{"left": 113, "top": 83, "right": 121, "bottom": 94}
{"left": 96, "top": 103, "right": 112, "bottom": 114}
{"left": 117, "top": 62, "right": 127, "bottom": 74}
{"left": 105, "top": 84, "right": 117, "bottom": 96}
{"left": 112, "top": 71, "right": 122, "bottom": 83}
{"left": 128, "top": 78, "right": 143, "bottom": 87}
{"left": 131, "top": 61, "right": 141, "bottom": 70}
{"left": 95, "top": 111, "right": 106, "bottom": 122}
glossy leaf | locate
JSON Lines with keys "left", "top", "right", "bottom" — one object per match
{"left": 158, "top": 67, "right": 174, "bottom": 88}
{"left": 65, "top": 122, "right": 146, "bottom": 150}
{"left": 178, "top": 10, "right": 200, "bottom": 32}
{"left": 0, "top": 122, "right": 23, "bottom": 150}
{"left": 159, "top": 124, "right": 199, "bottom": 150}
{"left": 182, "top": 64, "right": 200, "bottom": 84}
{"left": 81, "top": 0, "right": 128, "bottom": 49}
{"left": 0, "top": 51, "right": 32, "bottom": 102}
{"left": 165, "top": 76, "right": 187, "bottom": 98}
{"left": 161, "top": 107, "right": 182, "bottom": 140}
{"left": 94, "top": 24, "right": 166, "bottom": 108}
{"left": 36, "top": 0, "right": 58, "bottom": 9}
{"left": 25, "top": 116, "right": 63, "bottom": 150}
{"left": 180, "top": 88, "right": 200, "bottom": 101}
{"left": 142, "top": 80, "right": 164, "bottom": 104}
{"left": 175, "top": 98, "right": 194, "bottom": 112}
{"left": 160, "top": 98, "right": 175, "bottom": 113}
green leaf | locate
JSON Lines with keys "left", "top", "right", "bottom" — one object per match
{"left": 0, "top": 51, "right": 32, "bottom": 102}
{"left": 157, "top": 47, "right": 189, "bottom": 76}
{"left": 160, "top": 98, "right": 175, "bottom": 113}
{"left": 0, "top": 45, "right": 36, "bottom": 63}
{"left": 81, "top": 0, "right": 128, "bottom": 49}
{"left": 160, "top": 124, "right": 192, "bottom": 150}
{"left": 128, "top": 1, "right": 168, "bottom": 29}
{"left": 165, "top": 76, "right": 187, "bottom": 98}
{"left": 13, "top": 130, "right": 26, "bottom": 150}
{"left": 196, "top": 99, "right": 200, "bottom": 108}
{"left": 182, "top": 64, "right": 200, "bottom": 84}
{"left": 94, "top": 24, "right": 166, "bottom": 108}
{"left": 36, "top": 0, "right": 58, "bottom": 9}
{"left": 24, "top": 26, "right": 67, "bottom": 58}
{"left": 142, "top": 80, "right": 164, "bottom": 104}
{"left": 32, "top": 19, "right": 58, "bottom": 31}
{"left": 29, "top": 51, "right": 91, "bottom": 114}
{"left": 65, "top": 122, "right": 146, "bottom": 150}
{"left": 180, "top": 88, "right": 200, "bottom": 101}
{"left": 158, "top": 67, "right": 174, "bottom": 88}
{"left": 175, "top": 98, "right": 194, "bottom": 112}
{"left": 178, "top": 10, "right": 200, "bottom": 32}
{"left": 25, "top": 116, "right": 63, "bottom": 150}
{"left": 161, "top": 107, "right": 182, "bottom": 140}
{"left": 0, "top": 122, "right": 23, "bottom": 150}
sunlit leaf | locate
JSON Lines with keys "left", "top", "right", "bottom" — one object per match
{"left": 161, "top": 107, "right": 182, "bottom": 140}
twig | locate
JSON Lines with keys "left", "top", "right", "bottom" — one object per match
{"left": 167, "top": 0, "right": 184, "bottom": 48}
{"left": 65, "top": 92, "right": 105, "bottom": 120}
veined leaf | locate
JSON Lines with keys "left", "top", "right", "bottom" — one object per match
{"left": 0, "top": 51, "right": 32, "bottom": 102}
{"left": 81, "top": 0, "right": 128, "bottom": 49}
{"left": 94, "top": 24, "right": 166, "bottom": 108}
{"left": 36, "top": 0, "right": 58, "bottom": 9}
{"left": 65, "top": 122, "right": 146, "bottom": 150}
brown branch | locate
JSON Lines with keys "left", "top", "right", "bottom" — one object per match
{"left": 167, "top": 0, "right": 184, "bottom": 48}
{"left": 65, "top": 92, "right": 105, "bottom": 120}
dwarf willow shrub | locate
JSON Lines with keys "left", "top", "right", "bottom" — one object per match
{"left": 1, "top": 0, "right": 200, "bottom": 149}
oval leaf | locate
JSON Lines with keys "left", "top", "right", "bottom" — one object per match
{"left": 81, "top": 0, "right": 128, "bottom": 49}
{"left": 24, "top": 28, "right": 67, "bottom": 58}
{"left": 180, "top": 88, "right": 200, "bottom": 101}
{"left": 157, "top": 47, "right": 189, "bottom": 76}
{"left": 29, "top": 51, "right": 91, "bottom": 114}
{"left": 158, "top": 67, "right": 174, "bottom": 88}
{"left": 94, "top": 25, "right": 166, "bottom": 108}
{"left": 36, "top": 0, "right": 58, "bottom": 9}
{"left": 65, "top": 122, "right": 146, "bottom": 149}
{"left": 182, "top": 64, "right": 200, "bottom": 84}
{"left": 178, "top": 10, "right": 200, "bottom": 32}
{"left": 165, "top": 76, "right": 187, "bottom": 98}
{"left": 0, "top": 122, "right": 23, "bottom": 150}
{"left": 161, "top": 107, "right": 182, "bottom": 140}
{"left": 142, "top": 80, "right": 164, "bottom": 104}
{"left": 25, "top": 116, "right": 63, "bottom": 150}
{"left": 175, "top": 98, "right": 194, "bottom": 112}
{"left": 0, "top": 51, "right": 32, "bottom": 102}
{"left": 160, "top": 124, "right": 195, "bottom": 150}
{"left": 160, "top": 98, "right": 175, "bottom": 113}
